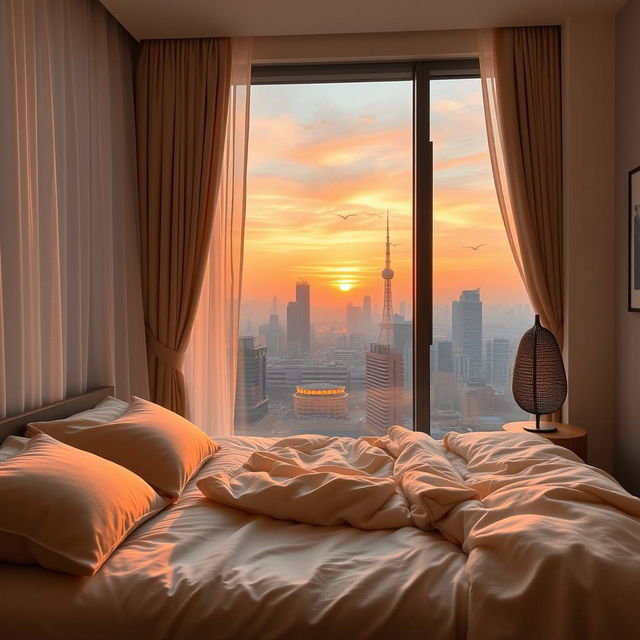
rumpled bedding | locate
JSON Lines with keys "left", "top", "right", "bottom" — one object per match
{"left": 197, "top": 427, "right": 477, "bottom": 531}
{"left": 440, "top": 431, "right": 640, "bottom": 640}
{"left": 1, "top": 429, "right": 640, "bottom": 639}
{"left": 199, "top": 428, "right": 640, "bottom": 640}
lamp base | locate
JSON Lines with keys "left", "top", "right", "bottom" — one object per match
{"left": 523, "top": 423, "right": 558, "bottom": 433}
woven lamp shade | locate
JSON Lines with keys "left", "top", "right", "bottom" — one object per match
{"left": 512, "top": 315, "right": 567, "bottom": 432}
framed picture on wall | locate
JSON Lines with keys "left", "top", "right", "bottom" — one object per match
{"left": 629, "top": 165, "right": 640, "bottom": 311}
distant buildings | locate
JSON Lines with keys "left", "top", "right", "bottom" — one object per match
{"left": 259, "top": 312, "right": 286, "bottom": 356}
{"left": 486, "top": 337, "right": 512, "bottom": 389}
{"left": 234, "top": 336, "right": 268, "bottom": 427}
{"left": 393, "top": 314, "right": 413, "bottom": 389}
{"left": 346, "top": 302, "right": 362, "bottom": 335}
{"left": 452, "top": 288, "right": 483, "bottom": 383}
{"left": 362, "top": 295, "right": 372, "bottom": 336}
{"left": 286, "top": 280, "right": 311, "bottom": 356}
{"left": 365, "top": 344, "right": 404, "bottom": 433}
{"left": 431, "top": 339, "right": 456, "bottom": 411}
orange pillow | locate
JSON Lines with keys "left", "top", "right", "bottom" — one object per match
{"left": 0, "top": 434, "right": 168, "bottom": 576}
{"left": 29, "top": 396, "right": 219, "bottom": 499}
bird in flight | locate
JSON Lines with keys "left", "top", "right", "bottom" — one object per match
{"left": 390, "top": 242, "right": 401, "bottom": 247}
{"left": 333, "top": 213, "right": 359, "bottom": 220}
{"left": 463, "top": 244, "right": 486, "bottom": 251}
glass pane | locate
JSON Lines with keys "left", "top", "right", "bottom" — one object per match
{"left": 236, "top": 81, "right": 413, "bottom": 437}
{"left": 430, "top": 78, "right": 531, "bottom": 438}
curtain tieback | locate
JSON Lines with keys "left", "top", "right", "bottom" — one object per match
{"left": 145, "top": 327, "right": 185, "bottom": 371}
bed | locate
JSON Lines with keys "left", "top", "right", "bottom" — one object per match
{"left": 1, "top": 388, "right": 639, "bottom": 640}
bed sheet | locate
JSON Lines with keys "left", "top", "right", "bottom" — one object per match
{"left": 0, "top": 435, "right": 468, "bottom": 640}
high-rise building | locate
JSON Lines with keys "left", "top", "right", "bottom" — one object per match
{"left": 296, "top": 280, "right": 311, "bottom": 354}
{"left": 393, "top": 316, "right": 413, "bottom": 389}
{"left": 431, "top": 339, "right": 453, "bottom": 373}
{"left": 286, "top": 301, "right": 303, "bottom": 356}
{"left": 259, "top": 313, "right": 285, "bottom": 357}
{"left": 346, "top": 302, "right": 362, "bottom": 335}
{"left": 431, "top": 339, "right": 456, "bottom": 411}
{"left": 452, "top": 288, "right": 483, "bottom": 382}
{"left": 486, "top": 338, "right": 512, "bottom": 388}
{"left": 362, "top": 295, "right": 372, "bottom": 337}
{"left": 365, "top": 344, "right": 404, "bottom": 433}
{"left": 234, "top": 336, "right": 268, "bottom": 426}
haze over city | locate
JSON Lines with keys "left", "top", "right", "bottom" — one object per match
{"left": 241, "top": 78, "right": 529, "bottom": 326}
{"left": 235, "top": 78, "right": 531, "bottom": 438}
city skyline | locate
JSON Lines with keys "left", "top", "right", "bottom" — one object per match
{"left": 241, "top": 79, "right": 529, "bottom": 317}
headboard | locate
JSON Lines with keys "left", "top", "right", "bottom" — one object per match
{"left": 0, "top": 386, "right": 115, "bottom": 442}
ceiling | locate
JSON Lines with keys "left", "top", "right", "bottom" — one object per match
{"left": 100, "top": 0, "right": 625, "bottom": 40}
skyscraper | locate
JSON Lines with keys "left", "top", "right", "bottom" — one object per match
{"left": 286, "top": 301, "right": 303, "bottom": 357}
{"left": 234, "top": 336, "right": 268, "bottom": 426}
{"left": 295, "top": 280, "right": 311, "bottom": 354}
{"left": 259, "top": 312, "right": 285, "bottom": 357}
{"left": 486, "top": 338, "right": 511, "bottom": 389}
{"left": 362, "top": 295, "right": 372, "bottom": 337}
{"left": 452, "top": 288, "right": 483, "bottom": 382}
{"left": 366, "top": 212, "right": 404, "bottom": 432}
{"left": 346, "top": 302, "right": 362, "bottom": 335}
{"left": 393, "top": 315, "right": 413, "bottom": 389}
{"left": 365, "top": 344, "right": 404, "bottom": 433}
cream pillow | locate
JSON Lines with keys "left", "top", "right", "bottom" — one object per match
{"left": 0, "top": 434, "right": 168, "bottom": 576}
{"left": 0, "top": 435, "right": 29, "bottom": 462}
{"left": 25, "top": 395, "right": 129, "bottom": 437}
{"left": 30, "top": 396, "right": 219, "bottom": 499}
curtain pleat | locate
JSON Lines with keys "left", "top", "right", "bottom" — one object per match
{"left": 479, "top": 26, "right": 563, "bottom": 422}
{"left": 479, "top": 26, "right": 563, "bottom": 347}
{"left": 135, "top": 38, "right": 232, "bottom": 416}
{"left": 184, "top": 38, "right": 252, "bottom": 436}
{"left": 0, "top": 0, "right": 149, "bottom": 418}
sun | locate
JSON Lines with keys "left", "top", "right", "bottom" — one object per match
{"left": 338, "top": 283, "right": 353, "bottom": 292}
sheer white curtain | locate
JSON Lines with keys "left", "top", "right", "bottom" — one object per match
{"left": 0, "top": 0, "right": 149, "bottom": 418}
{"left": 184, "top": 38, "right": 252, "bottom": 437}
{"left": 478, "top": 27, "right": 563, "bottom": 347}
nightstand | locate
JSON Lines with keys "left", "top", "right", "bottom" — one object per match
{"left": 502, "top": 421, "right": 588, "bottom": 463}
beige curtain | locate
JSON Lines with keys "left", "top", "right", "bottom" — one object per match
{"left": 0, "top": 0, "right": 149, "bottom": 417}
{"left": 184, "top": 38, "right": 252, "bottom": 437}
{"left": 135, "top": 38, "right": 232, "bottom": 416}
{"left": 479, "top": 26, "right": 564, "bottom": 348}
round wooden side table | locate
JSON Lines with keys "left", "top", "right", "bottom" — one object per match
{"left": 502, "top": 421, "right": 588, "bottom": 463}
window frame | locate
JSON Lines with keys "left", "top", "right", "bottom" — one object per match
{"left": 250, "top": 58, "right": 481, "bottom": 434}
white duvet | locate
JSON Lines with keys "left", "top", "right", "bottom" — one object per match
{"left": 197, "top": 427, "right": 477, "bottom": 531}
{"left": 198, "top": 427, "right": 640, "bottom": 640}
{"left": 1, "top": 429, "right": 639, "bottom": 639}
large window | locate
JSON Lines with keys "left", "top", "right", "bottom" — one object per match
{"left": 234, "top": 62, "right": 531, "bottom": 438}
{"left": 430, "top": 78, "right": 530, "bottom": 438}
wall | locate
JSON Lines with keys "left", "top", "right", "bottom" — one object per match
{"left": 615, "top": 0, "right": 640, "bottom": 494}
{"left": 562, "top": 16, "right": 616, "bottom": 473}
{"left": 252, "top": 30, "right": 478, "bottom": 63}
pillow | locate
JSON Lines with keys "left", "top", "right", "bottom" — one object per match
{"left": 29, "top": 396, "right": 219, "bottom": 499}
{"left": 0, "top": 436, "right": 29, "bottom": 462}
{"left": 25, "top": 395, "right": 129, "bottom": 437}
{"left": 0, "top": 434, "right": 168, "bottom": 576}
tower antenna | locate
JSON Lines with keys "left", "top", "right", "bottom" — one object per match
{"left": 378, "top": 209, "right": 395, "bottom": 346}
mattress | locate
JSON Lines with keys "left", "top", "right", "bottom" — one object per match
{"left": 0, "top": 436, "right": 469, "bottom": 640}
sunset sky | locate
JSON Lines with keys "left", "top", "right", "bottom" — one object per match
{"left": 242, "top": 78, "right": 528, "bottom": 324}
